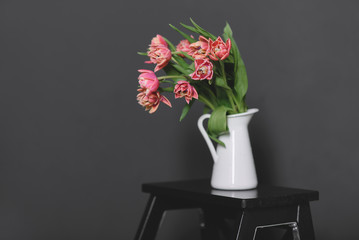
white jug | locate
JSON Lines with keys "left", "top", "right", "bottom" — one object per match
{"left": 197, "top": 109, "right": 259, "bottom": 190}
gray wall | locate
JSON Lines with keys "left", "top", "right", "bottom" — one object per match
{"left": 0, "top": 0, "right": 358, "bottom": 239}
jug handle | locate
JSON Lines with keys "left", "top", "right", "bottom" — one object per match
{"left": 197, "top": 114, "right": 218, "bottom": 163}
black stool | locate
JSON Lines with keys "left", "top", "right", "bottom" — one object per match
{"left": 134, "top": 179, "right": 319, "bottom": 240}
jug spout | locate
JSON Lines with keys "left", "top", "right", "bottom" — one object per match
{"left": 197, "top": 114, "right": 219, "bottom": 163}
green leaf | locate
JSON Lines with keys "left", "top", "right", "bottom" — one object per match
{"left": 207, "top": 105, "right": 232, "bottom": 147}
{"left": 215, "top": 76, "right": 231, "bottom": 90}
{"left": 162, "top": 36, "right": 176, "bottom": 51}
{"left": 235, "top": 57, "right": 248, "bottom": 99}
{"left": 233, "top": 42, "right": 248, "bottom": 111}
{"left": 179, "top": 100, "right": 195, "bottom": 121}
{"left": 225, "top": 55, "right": 234, "bottom": 63}
{"left": 163, "top": 64, "right": 181, "bottom": 76}
{"left": 209, "top": 134, "right": 225, "bottom": 147}
{"left": 227, "top": 28, "right": 248, "bottom": 112}
{"left": 173, "top": 64, "right": 192, "bottom": 75}
{"left": 215, "top": 85, "right": 232, "bottom": 109}
{"left": 189, "top": 18, "right": 217, "bottom": 40}
{"left": 180, "top": 23, "right": 198, "bottom": 34}
{"left": 180, "top": 21, "right": 215, "bottom": 40}
{"left": 162, "top": 36, "right": 189, "bottom": 68}
{"left": 195, "top": 84, "right": 218, "bottom": 107}
{"left": 188, "top": 62, "right": 195, "bottom": 71}
{"left": 137, "top": 51, "right": 148, "bottom": 56}
{"left": 180, "top": 51, "right": 195, "bottom": 61}
{"left": 222, "top": 22, "right": 233, "bottom": 41}
{"left": 159, "top": 87, "right": 174, "bottom": 92}
{"left": 175, "top": 55, "right": 189, "bottom": 68}
{"left": 208, "top": 105, "right": 231, "bottom": 136}
{"left": 169, "top": 24, "right": 196, "bottom": 43}
{"left": 171, "top": 51, "right": 195, "bottom": 62}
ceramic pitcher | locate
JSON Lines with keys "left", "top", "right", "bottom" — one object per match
{"left": 197, "top": 108, "right": 259, "bottom": 190}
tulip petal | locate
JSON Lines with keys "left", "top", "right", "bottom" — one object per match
{"left": 149, "top": 104, "right": 159, "bottom": 114}
{"left": 161, "top": 95, "right": 172, "bottom": 107}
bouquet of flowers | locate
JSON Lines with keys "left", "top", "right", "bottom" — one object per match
{"left": 137, "top": 19, "right": 249, "bottom": 146}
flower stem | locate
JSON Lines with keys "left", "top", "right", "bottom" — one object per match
{"left": 226, "top": 90, "right": 236, "bottom": 112}
{"left": 171, "top": 57, "right": 179, "bottom": 64}
{"left": 158, "top": 75, "right": 186, "bottom": 80}
{"left": 198, "top": 95, "right": 215, "bottom": 110}
{"left": 159, "top": 87, "right": 174, "bottom": 92}
{"left": 172, "top": 51, "right": 195, "bottom": 61}
{"left": 229, "top": 91, "right": 242, "bottom": 112}
{"left": 219, "top": 60, "right": 237, "bottom": 112}
{"left": 201, "top": 83, "right": 217, "bottom": 104}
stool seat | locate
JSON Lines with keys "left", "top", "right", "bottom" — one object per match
{"left": 135, "top": 179, "right": 319, "bottom": 240}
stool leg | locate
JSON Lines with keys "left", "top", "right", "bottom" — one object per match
{"left": 234, "top": 205, "right": 299, "bottom": 240}
{"left": 134, "top": 195, "right": 166, "bottom": 240}
{"left": 234, "top": 204, "right": 315, "bottom": 240}
{"left": 234, "top": 211, "right": 257, "bottom": 240}
{"left": 297, "top": 203, "right": 315, "bottom": 240}
{"left": 291, "top": 223, "right": 301, "bottom": 240}
{"left": 280, "top": 227, "right": 294, "bottom": 240}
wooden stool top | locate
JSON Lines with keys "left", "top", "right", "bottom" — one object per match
{"left": 142, "top": 179, "right": 319, "bottom": 209}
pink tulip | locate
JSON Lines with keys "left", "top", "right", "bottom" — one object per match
{"left": 149, "top": 34, "right": 168, "bottom": 50}
{"left": 176, "top": 39, "right": 191, "bottom": 57}
{"left": 146, "top": 46, "right": 172, "bottom": 72}
{"left": 137, "top": 88, "right": 172, "bottom": 114}
{"left": 209, "top": 37, "right": 232, "bottom": 61}
{"left": 174, "top": 81, "right": 198, "bottom": 104}
{"left": 189, "top": 58, "right": 213, "bottom": 80}
{"left": 188, "top": 36, "right": 209, "bottom": 59}
{"left": 138, "top": 69, "right": 159, "bottom": 94}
